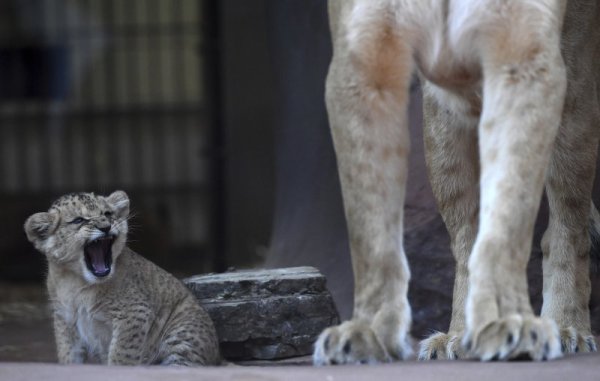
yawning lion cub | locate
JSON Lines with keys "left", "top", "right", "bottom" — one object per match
{"left": 25, "top": 191, "right": 220, "bottom": 366}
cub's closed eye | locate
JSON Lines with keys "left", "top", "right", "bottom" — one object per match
{"left": 70, "top": 217, "right": 86, "bottom": 224}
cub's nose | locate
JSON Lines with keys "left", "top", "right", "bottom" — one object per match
{"left": 99, "top": 226, "right": 111, "bottom": 234}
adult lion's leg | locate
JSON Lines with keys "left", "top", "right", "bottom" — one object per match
{"left": 463, "top": 0, "right": 567, "bottom": 361}
{"left": 539, "top": 0, "right": 600, "bottom": 355}
{"left": 540, "top": 76, "right": 600, "bottom": 355}
{"left": 418, "top": 84, "right": 479, "bottom": 360}
{"left": 313, "top": 0, "right": 414, "bottom": 365}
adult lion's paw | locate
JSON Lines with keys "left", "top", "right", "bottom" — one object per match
{"left": 313, "top": 321, "right": 389, "bottom": 365}
{"left": 463, "top": 315, "right": 562, "bottom": 361}
{"left": 313, "top": 319, "right": 412, "bottom": 365}
{"left": 559, "top": 327, "right": 597, "bottom": 354}
{"left": 418, "top": 332, "right": 464, "bottom": 360}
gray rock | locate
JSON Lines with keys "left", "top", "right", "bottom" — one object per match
{"left": 183, "top": 267, "right": 340, "bottom": 360}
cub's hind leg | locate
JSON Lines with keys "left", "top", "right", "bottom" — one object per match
{"left": 313, "top": 0, "right": 415, "bottom": 365}
{"left": 158, "top": 300, "right": 220, "bottom": 366}
{"left": 418, "top": 84, "right": 479, "bottom": 360}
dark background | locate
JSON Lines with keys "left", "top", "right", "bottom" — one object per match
{"left": 0, "top": 0, "right": 598, "bottom": 341}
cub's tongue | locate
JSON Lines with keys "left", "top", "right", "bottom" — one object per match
{"left": 88, "top": 244, "right": 109, "bottom": 273}
{"left": 84, "top": 239, "right": 112, "bottom": 277}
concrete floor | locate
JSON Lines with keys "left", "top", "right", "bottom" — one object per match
{"left": 2, "top": 353, "right": 600, "bottom": 381}
{"left": 2, "top": 282, "right": 600, "bottom": 380}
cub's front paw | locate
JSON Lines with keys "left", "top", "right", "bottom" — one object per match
{"left": 313, "top": 319, "right": 412, "bottom": 365}
{"left": 463, "top": 315, "right": 562, "bottom": 361}
{"left": 418, "top": 332, "right": 464, "bottom": 360}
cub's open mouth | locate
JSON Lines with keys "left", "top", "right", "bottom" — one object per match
{"left": 84, "top": 236, "right": 114, "bottom": 277}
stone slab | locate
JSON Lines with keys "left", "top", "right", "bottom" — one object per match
{"left": 183, "top": 267, "right": 340, "bottom": 360}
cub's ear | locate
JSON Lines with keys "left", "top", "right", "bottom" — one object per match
{"left": 24, "top": 212, "right": 60, "bottom": 243}
{"left": 106, "top": 190, "right": 130, "bottom": 219}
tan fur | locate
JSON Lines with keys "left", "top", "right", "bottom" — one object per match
{"left": 314, "top": 0, "right": 599, "bottom": 365}
{"left": 24, "top": 191, "right": 220, "bottom": 366}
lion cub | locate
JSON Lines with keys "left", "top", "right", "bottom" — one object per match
{"left": 24, "top": 191, "right": 220, "bottom": 366}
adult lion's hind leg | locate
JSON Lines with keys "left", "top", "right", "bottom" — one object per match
{"left": 463, "top": 1, "right": 566, "bottom": 361}
{"left": 313, "top": 1, "right": 414, "bottom": 365}
{"left": 539, "top": 0, "right": 600, "bottom": 355}
{"left": 540, "top": 86, "right": 600, "bottom": 355}
{"left": 418, "top": 84, "right": 480, "bottom": 360}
